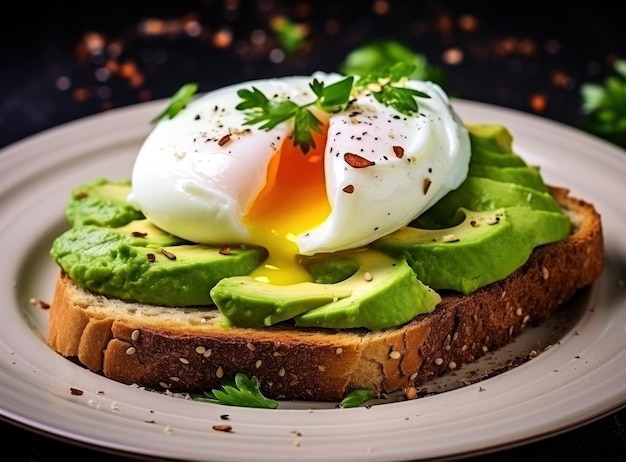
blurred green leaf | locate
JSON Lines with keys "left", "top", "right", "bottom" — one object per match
{"left": 580, "top": 59, "right": 626, "bottom": 149}
{"left": 271, "top": 16, "right": 308, "bottom": 55}
{"left": 339, "top": 40, "right": 446, "bottom": 89}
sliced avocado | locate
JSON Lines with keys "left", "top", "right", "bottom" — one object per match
{"left": 305, "top": 254, "right": 360, "bottom": 284}
{"left": 115, "top": 219, "right": 191, "bottom": 247}
{"left": 50, "top": 223, "right": 267, "bottom": 307}
{"left": 414, "top": 176, "right": 563, "bottom": 228}
{"left": 466, "top": 123, "right": 514, "bottom": 153}
{"left": 374, "top": 207, "right": 571, "bottom": 294}
{"left": 468, "top": 164, "right": 549, "bottom": 192}
{"left": 66, "top": 178, "right": 143, "bottom": 228}
{"left": 468, "top": 148, "right": 527, "bottom": 167}
{"left": 211, "top": 249, "right": 441, "bottom": 330}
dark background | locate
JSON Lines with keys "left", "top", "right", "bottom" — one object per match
{"left": 1, "top": 1, "right": 625, "bottom": 461}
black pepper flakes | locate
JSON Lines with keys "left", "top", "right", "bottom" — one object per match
{"left": 70, "top": 387, "right": 84, "bottom": 396}
{"left": 147, "top": 253, "right": 156, "bottom": 263}
{"left": 132, "top": 231, "right": 148, "bottom": 238}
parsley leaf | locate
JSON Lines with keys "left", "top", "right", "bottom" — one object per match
{"left": 354, "top": 62, "right": 430, "bottom": 116}
{"left": 339, "top": 389, "right": 378, "bottom": 408}
{"left": 312, "top": 76, "right": 355, "bottom": 113}
{"left": 340, "top": 40, "right": 446, "bottom": 88}
{"left": 236, "top": 87, "right": 299, "bottom": 131}
{"left": 150, "top": 83, "right": 198, "bottom": 124}
{"left": 580, "top": 59, "right": 626, "bottom": 149}
{"left": 293, "top": 106, "right": 324, "bottom": 153}
{"left": 235, "top": 60, "right": 430, "bottom": 153}
{"left": 195, "top": 372, "right": 279, "bottom": 409}
{"left": 236, "top": 77, "right": 353, "bottom": 153}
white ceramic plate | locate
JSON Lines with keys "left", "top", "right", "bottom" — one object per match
{"left": 1, "top": 99, "right": 625, "bottom": 461}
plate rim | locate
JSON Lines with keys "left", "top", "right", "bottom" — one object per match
{"left": 1, "top": 98, "right": 625, "bottom": 461}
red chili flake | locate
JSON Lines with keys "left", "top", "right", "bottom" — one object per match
{"left": 218, "top": 134, "right": 231, "bottom": 146}
{"left": 147, "top": 253, "right": 156, "bottom": 263}
{"left": 212, "top": 424, "right": 233, "bottom": 432}
{"left": 344, "top": 152, "right": 375, "bottom": 168}
{"left": 31, "top": 298, "right": 50, "bottom": 309}
{"left": 392, "top": 146, "right": 404, "bottom": 158}
{"left": 161, "top": 249, "right": 177, "bottom": 260}
{"left": 423, "top": 177, "right": 432, "bottom": 194}
{"left": 219, "top": 246, "right": 231, "bottom": 255}
{"left": 70, "top": 387, "right": 84, "bottom": 396}
{"left": 132, "top": 231, "right": 148, "bottom": 238}
{"left": 342, "top": 184, "right": 355, "bottom": 194}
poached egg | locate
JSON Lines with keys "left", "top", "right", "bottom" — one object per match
{"left": 128, "top": 73, "right": 471, "bottom": 285}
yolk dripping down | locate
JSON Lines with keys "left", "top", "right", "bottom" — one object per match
{"left": 245, "top": 126, "right": 331, "bottom": 285}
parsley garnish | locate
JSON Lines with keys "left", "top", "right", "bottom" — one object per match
{"left": 236, "top": 63, "right": 432, "bottom": 153}
{"left": 580, "top": 59, "right": 626, "bottom": 149}
{"left": 194, "top": 372, "right": 279, "bottom": 409}
{"left": 150, "top": 83, "right": 198, "bottom": 124}
{"left": 340, "top": 40, "right": 446, "bottom": 88}
{"left": 354, "top": 62, "right": 431, "bottom": 116}
{"left": 339, "top": 388, "right": 378, "bottom": 408}
{"left": 236, "top": 76, "right": 354, "bottom": 153}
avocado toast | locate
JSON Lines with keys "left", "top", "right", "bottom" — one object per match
{"left": 47, "top": 123, "right": 604, "bottom": 402}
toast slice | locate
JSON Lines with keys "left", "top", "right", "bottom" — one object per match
{"left": 47, "top": 187, "right": 604, "bottom": 402}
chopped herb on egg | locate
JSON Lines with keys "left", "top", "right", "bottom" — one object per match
{"left": 151, "top": 83, "right": 199, "bottom": 124}
{"left": 234, "top": 64, "right": 431, "bottom": 153}
{"left": 235, "top": 76, "right": 354, "bottom": 153}
{"left": 353, "top": 63, "right": 431, "bottom": 116}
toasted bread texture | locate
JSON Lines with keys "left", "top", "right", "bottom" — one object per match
{"left": 47, "top": 187, "right": 604, "bottom": 401}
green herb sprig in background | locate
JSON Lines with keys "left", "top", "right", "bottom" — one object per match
{"left": 580, "top": 59, "right": 626, "bottom": 150}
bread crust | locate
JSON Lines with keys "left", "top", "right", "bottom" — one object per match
{"left": 47, "top": 187, "right": 604, "bottom": 401}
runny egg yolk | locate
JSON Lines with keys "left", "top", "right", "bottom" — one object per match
{"left": 245, "top": 126, "right": 330, "bottom": 285}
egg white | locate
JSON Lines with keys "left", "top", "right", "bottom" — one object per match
{"left": 129, "top": 73, "right": 470, "bottom": 259}
{"left": 298, "top": 80, "right": 470, "bottom": 254}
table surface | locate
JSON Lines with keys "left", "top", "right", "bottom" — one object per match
{"left": 1, "top": 2, "right": 625, "bottom": 461}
